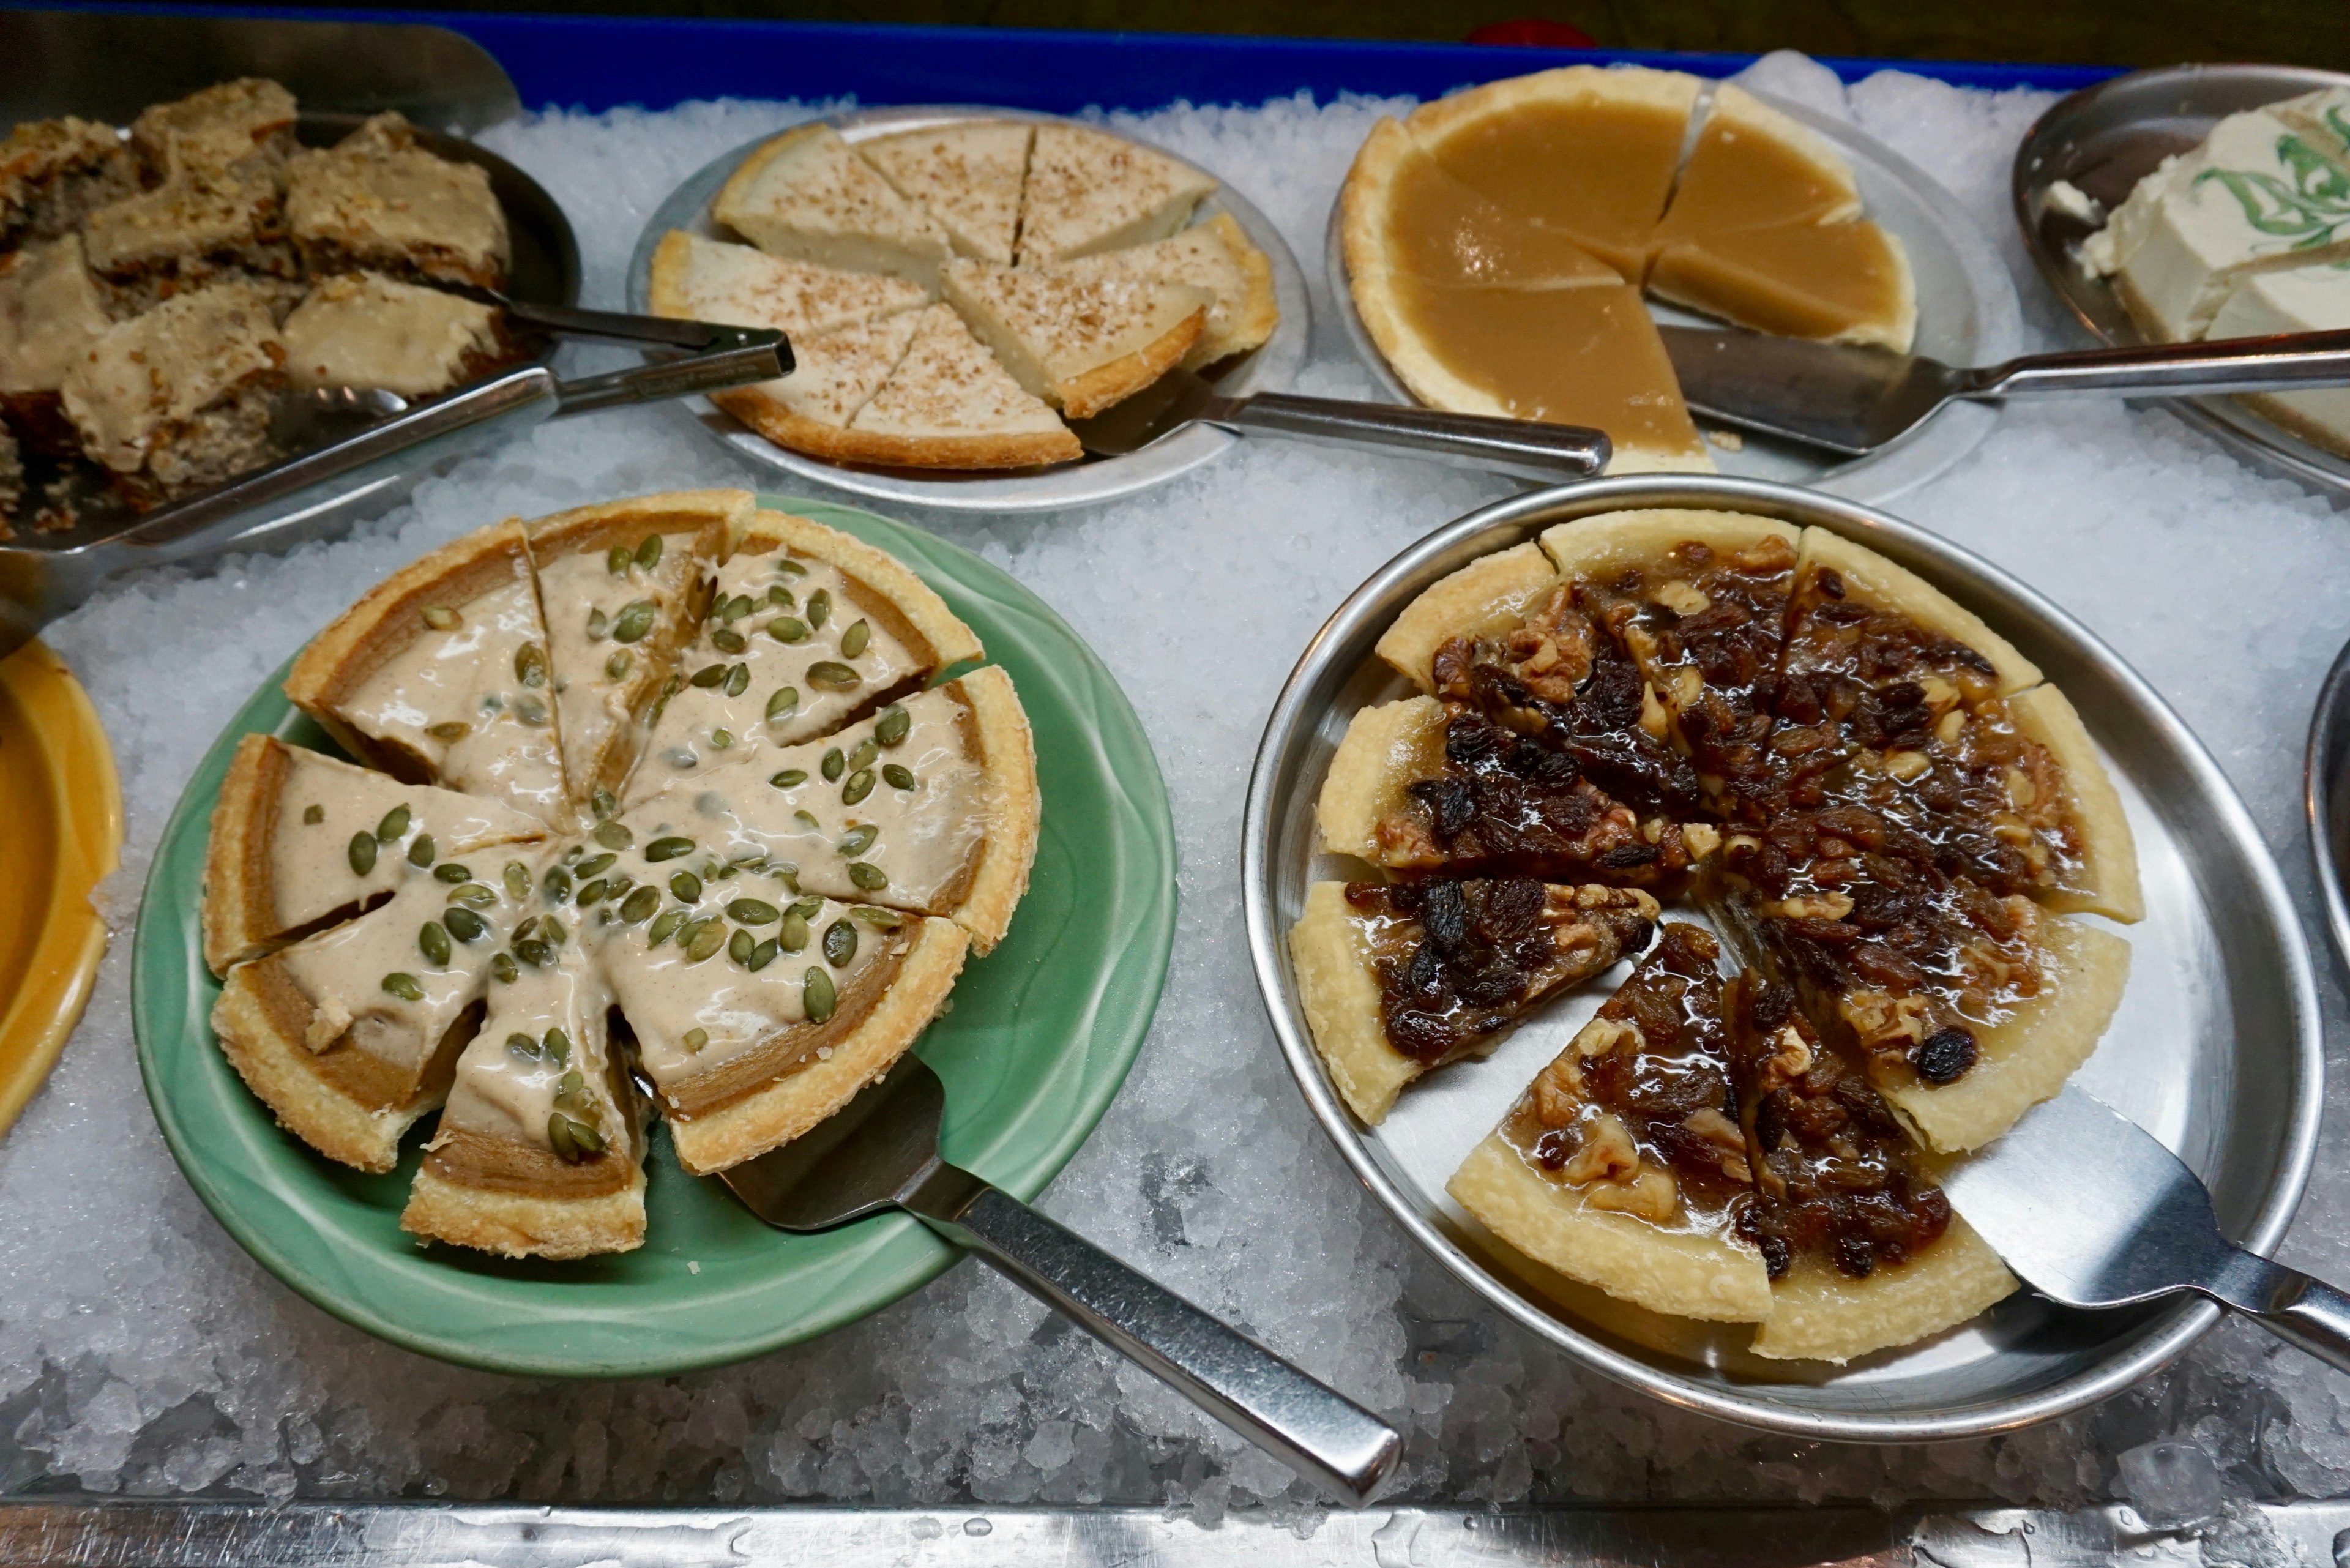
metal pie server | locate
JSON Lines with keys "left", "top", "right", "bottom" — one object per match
{"left": 1066, "top": 365, "right": 1612, "bottom": 482}
{"left": 1939, "top": 1085, "right": 2350, "bottom": 1373}
{"left": 0, "top": 301, "right": 787, "bottom": 660}
{"left": 1659, "top": 323, "right": 2350, "bottom": 457}
{"left": 703, "top": 1051, "right": 1403, "bottom": 1506}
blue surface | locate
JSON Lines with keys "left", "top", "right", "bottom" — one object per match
{"left": 21, "top": 0, "right": 2122, "bottom": 113}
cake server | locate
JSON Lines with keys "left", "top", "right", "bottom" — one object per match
{"left": 686, "top": 1051, "right": 1403, "bottom": 1506}
{"left": 1659, "top": 324, "right": 2350, "bottom": 456}
{"left": 1939, "top": 1085, "right": 2350, "bottom": 1373}
{"left": 1066, "top": 365, "right": 1612, "bottom": 481}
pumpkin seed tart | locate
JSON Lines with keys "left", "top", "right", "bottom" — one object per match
{"left": 1292, "top": 512, "right": 2136, "bottom": 1359}
{"left": 211, "top": 490, "right": 1040, "bottom": 1255}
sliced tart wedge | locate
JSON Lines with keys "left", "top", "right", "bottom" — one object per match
{"left": 284, "top": 517, "right": 572, "bottom": 828}
{"left": 1288, "top": 877, "right": 1657, "bottom": 1124}
{"left": 203, "top": 734, "right": 547, "bottom": 974}
{"left": 709, "top": 308, "right": 926, "bottom": 465}
{"left": 940, "top": 256, "right": 1210, "bottom": 418}
{"left": 525, "top": 490, "right": 741, "bottom": 813}
{"left": 712, "top": 122, "right": 953, "bottom": 285}
{"left": 647, "top": 230, "right": 930, "bottom": 338}
{"left": 1651, "top": 83, "right": 1862, "bottom": 245}
{"left": 402, "top": 933, "right": 648, "bottom": 1258}
{"left": 1053, "top": 213, "right": 1280, "bottom": 369}
{"left": 1447, "top": 922, "right": 1772, "bottom": 1321}
{"left": 629, "top": 509, "right": 983, "bottom": 798}
{"left": 838, "top": 303, "right": 1081, "bottom": 470}
{"left": 856, "top": 121, "right": 1033, "bottom": 265}
{"left": 1013, "top": 123, "right": 1217, "bottom": 266}
{"left": 1647, "top": 220, "right": 1917, "bottom": 351}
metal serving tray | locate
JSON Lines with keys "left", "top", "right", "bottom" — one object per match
{"left": 625, "top": 105, "right": 1311, "bottom": 514}
{"left": 2013, "top": 64, "right": 2350, "bottom": 499}
{"left": 1326, "top": 89, "right": 2023, "bottom": 508}
{"left": 1242, "top": 474, "right": 2320, "bottom": 1441}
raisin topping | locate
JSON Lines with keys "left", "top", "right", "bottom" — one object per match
{"left": 1915, "top": 1026, "right": 1979, "bottom": 1085}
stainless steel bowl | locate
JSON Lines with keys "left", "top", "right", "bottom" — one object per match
{"left": 2013, "top": 64, "right": 2350, "bottom": 498}
{"left": 625, "top": 106, "right": 1311, "bottom": 515}
{"left": 1242, "top": 474, "right": 2321, "bottom": 1440}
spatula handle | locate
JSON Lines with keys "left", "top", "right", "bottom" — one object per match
{"left": 2218, "top": 1250, "right": 2350, "bottom": 1376}
{"left": 901, "top": 1162, "right": 1401, "bottom": 1506}
{"left": 1222, "top": 391, "right": 1613, "bottom": 482}
{"left": 1977, "top": 330, "right": 2350, "bottom": 400}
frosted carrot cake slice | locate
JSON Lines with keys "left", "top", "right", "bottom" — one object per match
{"left": 0, "top": 235, "right": 114, "bottom": 454}
{"left": 857, "top": 121, "right": 1033, "bottom": 264}
{"left": 285, "top": 117, "right": 509, "bottom": 289}
{"left": 58, "top": 281, "right": 287, "bottom": 503}
{"left": 714, "top": 122, "right": 953, "bottom": 285}
{"left": 280, "top": 272, "right": 512, "bottom": 397}
{"left": 0, "top": 116, "right": 135, "bottom": 247}
{"left": 1015, "top": 122, "right": 1216, "bottom": 265}
{"left": 129, "top": 78, "right": 297, "bottom": 177}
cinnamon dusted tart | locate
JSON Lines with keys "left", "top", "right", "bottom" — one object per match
{"left": 206, "top": 490, "right": 1042, "bottom": 1255}
{"left": 1292, "top": 510, "right": 2138, "bottom": 1360}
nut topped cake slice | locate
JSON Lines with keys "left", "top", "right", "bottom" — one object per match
{"left": 280, "top": 272, "right": 511, "bottom": 397}
{"left": 0, "top": 116, "right": 135, "bottom": 247}
{"left": 857, "top": 121, "right": 1034, "bottom": 265}
{"left": 285, "top": 117, "right": 510, "bottom": 289}
{"left": 526, "top": 491, "right": 739, "bottom": 812}
{"left": 629, "top": 508, "right": 983, "bottom": 798}
{"left": 203, "top": 734, "right": 549, "bottom": 975}
{"left": 81, "top": 159, "right": 297, "bottom": 308}
{"left": 129, "top": 78, "right": 297, "bottom": 178}
{"left": 1014, "top": 122, "right": 1217, "bottom": 266}
{"left": 1447, "top": 922, "right": 1774, "bottom": 1321}
{"left": 1289, "top": 878, "right": 1657, "bottom": 1124}
{"left": 285, "top": 518, "right": 572, "bottom": 827}
{"left": 941, "top": 256, "right": 1210, "bottom": 419}
{"left": 841, "top": 302, "right": 1081, "bottom": 469}
{"left": 714, "top": 123, "right": 953, "bottom": 285}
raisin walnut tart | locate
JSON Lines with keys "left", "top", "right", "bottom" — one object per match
{"left": 201, "top": 489, "right": 1039, "bottom": 1260}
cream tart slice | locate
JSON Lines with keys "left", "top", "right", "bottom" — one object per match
{"left": 1288, "top": 878, "right": 1657, "bottom": 1124}
{"left": 403, "top": 932, "right": 649, "bottom": 1258}
{"left": 713, "top": 122, "right": 953, "bottom": 286}
{"left": 629, "top": 509, "right": 984, "bottom": 799}
{"left": 1054, "top": 214, "right": 1279, "bottom": 370}
{"left": 856, "top": 121, "right": 1032, "bottom": 265}
{"left": 647, "top": 230, "right": 931, "bottom": 339}
{"left": 203, "top": 734, "right": 548, "bottom": 974}
{"left": 1014, "top": 123, "right": 1217, "bottom": 266}
{"left": 712, "top": 310, "right": 926, "bottom": 466}
{"left": 525, "top": 490, "right": 740, "bottom": 813}
{"left": 285, "top": 517, "right": 571, "bottom": 828}
{"left": 840, "top": 303, "right": 1080, "bottom": 469}
{"left": 941, "top": 256, "right": 1209, "bottom": 418}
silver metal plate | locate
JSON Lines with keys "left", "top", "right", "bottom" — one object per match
{"left": 624, "top": 106, "right": 1312, "bottom": 515}
{"left": 1324, "top": 88, "right": 2023, "bottom": 508}
{"left": 1241, "top": 474, "right": 2321, "bottom": 1442}
{"left": 2303, "top": 636, "right": 2350, "bottom": 976}
{"left": 2013, "top": 64, "right": 2350, "bottom": 498}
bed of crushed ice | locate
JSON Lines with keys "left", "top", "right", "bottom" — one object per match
{"left": 3, "top": 47, "right": 2348, "bottom": 1528}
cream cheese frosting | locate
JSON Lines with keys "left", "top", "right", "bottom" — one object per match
{"left": 0, "top": 234, "right": 112, "bottom": 395}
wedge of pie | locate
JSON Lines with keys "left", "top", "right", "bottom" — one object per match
{"left": 1015, "top": 122, "right": 1217, "bottom": 266}
{"left": 629, "top": 507, "right": 984, "bottom": 798}
{"left": 941, "top": 256, "right": 1209, "bottom": 417}
{"left": 203, "top": 734, "right": 548, "bottom": 974}
{"left": 523, "top": 490, "right": 739, "bottom": 812}
{"left": 835, "top": 302, "right": 1081, "bottom": 470}
{"left": 714, "top": 122, "right": 954, "bottom": 285}
{"left": 857, "top": 122, "right": 1032, "bottom": 264}
{"left": 284, "top": 517, "right": 572, "bottom": 828}
{"left": 1048, "top": 213, "right": 1278, "bottom": 370}
{"left": 648, "top": 230, "right": 930, "bottom": 340}
{"left": 1649, "top": 219, "right": 1916, "bottom": 351}
{"left": 1651, "top": 83, "right": 1861, "bottom": 245}
{"left": 1289, "top": 878, "right": 1658, "bottom": 1124}
{"left": 706, "top": 308, "right": 926, "bottom": 465}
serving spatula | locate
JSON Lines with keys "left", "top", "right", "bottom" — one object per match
{"left": 1938, "top": 1085, "right": 2350, "bottom": 1372}
{"left": 698, "top": 1051, "right": 1404, "bottom": 1506}
{"left": 1658, "top": 324, "right": 2350, "bottom": 457}
{"left": 1066, "top": 365, "right": 1612, "bottom": 482}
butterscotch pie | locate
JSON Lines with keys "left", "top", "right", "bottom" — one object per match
{"left": 206, "top": 490, "right": 1042, "bottom": 1256}
{"left": 1290, "top": 513, "right": 2137, "bottom": 1361}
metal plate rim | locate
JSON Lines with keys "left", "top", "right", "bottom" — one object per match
{"left": 1240, "top": 471, "right": 2322, "bottom": 1442}
{"left": 623, "top": 105, "right": 1312, "bottom": 515}
{"left": 2302, "top": 636, "right": 2350, "bottom": 979}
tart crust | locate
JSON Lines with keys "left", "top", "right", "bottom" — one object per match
{"left": 2007, "top": 684, "right": 2144, "bottom": 922}
{"left": 401, "top": 1155, "right": 647, "bottom": 1260}
{"left": 1537, "top": 508, "right": 1800, "bottom": 582}
{"left": 1375, "top": 540, "right": 1561, "bottom": 692}
{"left": 930, "top": 665, "right": 1040, "bottom": 954}
{"left": 1748, "top": 1218, "right": 2016, "bottom": 1363}
{"left": 1792, "top": 528, "right": 2042, "bottom": 697}
{"left": 1315, "top": 696, "right": 1445, "bottom": 865}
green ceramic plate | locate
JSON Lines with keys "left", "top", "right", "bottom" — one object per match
{"left": 132, "top": 497, "right": 1176, "bottom": 1378}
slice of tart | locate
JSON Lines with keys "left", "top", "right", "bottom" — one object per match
{"left": 1647, "top": 220, "right": 1917, "bottom": 352}
{"left": 203, "top": 734, "right": 548, "bottom": 974}
{"left": 1288, "top": 878, "right": 1657, "bottom": 1124}
{"left": 646, "top": 230, "right": 931, "bottom": 341}
{"left": 0, "top": 234, "right": 114, "bottom": 456}
{"left": 713, "top": 122, "right": 953, "bottom": 285}
{"left": 709, "top": 309, "right": 925, "bottom": 465}
{"left": 1343, "top": 118, "right": 1630, "bottom": 294}
{"left": 129, "top": 78, "right": 297, "bottom": 179}
{"left": 838, "top": 302, "right": 1081, "bottom": 470}
{"left": 940, "top": 256, "right": 1209, "bottom": 417}
{"left": 1447, "top": 922, "right": 1773, "bottom": 1321}
{"left": 524, "top": 490, "right": 740, "bottom": 813}
{"left": 0, "top": 117, "right": 136, "bottom": 247}
{"left": 1014, "top": 123, "right": 1217, "bottom": 266}
{"left": 280, "top": 272, "right": 513, "bottom": 398}
{"left": 284, "top": 517, "right": 572, "bottom": 827}
{"left": 629, "top": 508, "right": 984, "bottom": 797}
{"left": 402, "top": 933, "right": 649, "bottom": 1258}
{"left": 856, "top": 121, "right": 1032, "bottom": 265}
{"left": 1723, "top": 971, "right": 2016, "bottom": 1362}
{"left": 1651, "top": 83, "right": 1863, "bottom": 245}
{"left": 1051, "top": 214, "right": 1279, "bottom": 369}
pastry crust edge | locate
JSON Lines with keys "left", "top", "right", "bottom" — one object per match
{"left": 1193, "top": 211, "right": 1281, "bottom": 368}
{"left": 1537, "top": 509, "right": 1800, "bottom": 581}
{"left": 1315, "top": 696, "right": 1445, "bottom": 864}
{"left": 736, "top": 507, "right": 985, "bottom": 669}
{"left": 1749, "top": 1217, "right": 2017, "bottom": 1363}
{"left": 942, "top": 665, "right": 1041, "bottom": 955}
{"left": 1375, "top": 540, "right": 1561, "bottom": 692}
{"left": 400, "top": 1157, "right": 648, "bottom": 1259}
{"left": 1289, "top": 881, "right": 1419, "bottom": 1124}
{"left": 2007, "top": 683, "right": 2146, "bottom": 924}
{"left": 1796, "top": 528, "right": 2043, "bottom": 696}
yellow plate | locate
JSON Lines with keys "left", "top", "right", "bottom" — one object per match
{"left": 0, "top": 641, "right": 122, "bottom": 1139}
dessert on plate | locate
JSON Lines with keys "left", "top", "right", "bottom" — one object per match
{"left": 203, "top": 490, "right": 1042, "bottom": 1258}
{"left": 1289, "top": 509, "right": 2138, "bottom": 1361}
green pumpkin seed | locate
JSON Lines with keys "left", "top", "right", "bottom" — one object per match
{"left": 515, "top": 642, "right": 548, "bottom": 689}
{"left": 612, "top": 601, "right": 656, "bottom": 643}
{"left": 433, "top": 862, "right": 471, "bottom": 884}
{"left": 407, "top": 833, "right": 436, "bottom": 868}
{"left": 840, "top": 618, "right": 870, "bottom": 658}
{"left": 449, "top": 883, "right": 496, "bottom": 907}
{"left": 375, "top": 805, "right": 410, "bottom": 843}
{"left": 789, "top": 897, "right": 824, "bottom": 919}
{"left": 419, "top": 922, "right": 452, "bottom": 966}
{"left": 566, "top": 1116, "right": 605, "bottom": 1155}
{"left": 837, "top": 825, "right": 878, "bottom": 857}
{"left": 646, "top": 835, "right": 695, "bottom": 862}
{"left": 848, "top": 861, "right": 888, "bottom": 890}
{"left": 741, "top": 936, "right": 776, "bottom": 971}
{"left": 766, "top": 689, "right": 800, "bottom": 726}
{"left": 670, "top": 870, "right": 703, "bottom": 902}
{"left": 683, "top": 1026, "right": 709, "bottom": 1052}
{"left": 852, "top": 906, "right": 905, "bottom": 930}
{"left": 619, "top": 885, "right": 661, "bottom": 923}
{"left": 702, "top": 729, "right": 728, "bottom": 752}
{"left": 576, "top": 853, "right": 617, "bottom": 879}
{"left": 777, "top": 558, "right": 808, "bottom": 577}
{"left": 767, "top": 584, "right": 795, "bottom": 608}
{"left": 778, "top": 911, "right": 810, "bottom": 952}
{"left": 769, "top": 616, "right": 808, "bottom": 644}
{"left": 807, "top": 661, "right": 859, "bottom": 689}
{"left": 728, "top": 928, "right": 755, "bottom": 966}
{"left": 883, "top": 763, "right": 916, "bottom": 791}
{"left": 540, "top": 915, "right": 566, "bottom": 946}
{"left": 875, "top": 705, "right": 911, "bottom": 747}
{"left": 504, "top": 861, "right": 531, "bottom": 901}
{"left": 516, "top": 938, "right": 554, "bottom": 968}
{"left": 382, "top": 971, "right": 425, "bottom": 1002}
{"left": 606, "top": 649, "right": 634, "bottom": 681}
{"left": 585, "top": 606, "right": 608, "bottom": 641}
{"left": 575, "top": 878, "right": 609, "bottom": 906}
{"left": 444, "top": 906, "right": 487, "bottom": 943}
{"left": 804, "top": 966, "right": 837, "bottom": 1021}
{"left": 506, "top": 1032, "right": 540, "bottom": 1062}
{"left": 727, "top": 593, "right": 757, "bottom": 622}
{"left": 728, "top": 898, "right": 780, "bottom": 925}
{"left": 548, "top": 1113, "right": 577, "bottom": 1162}
{"left": 770, "top": 768, "right": 807, "bottom": 789}
{"left": 591, "top": 787, "right": 617, "bottom": 823}
{"left": 546, "top": 1029, "right": 573, "bottom": 1067}
{"left": 515, "top": 695, "right": 550, "bottom": 727}
{"left": 553, "top": 1070, "right": 584, "bottom": 1111}
{"left": 491, "top": 951, "right": 519, "bottom": 984}
{"left": 841, "top": 768, "right": 876, "bottom": 806}
{"left": 348, "top": 832, "right": 378, "bottom": 876}
{"left": 420, "top": 605, "right": 460, "bottom": 632}
{"left": 821, "top": 747, "right": 845, "bottom": 782}
{"left": 823, "top": 919, "right": 857, "bottom": 967}
{"left": 711, "top": 626, "right": 747, "bottom": 654}
{"left": 806, "top": 588, "right": 831, "bottom": 629}
{"left": 428, "top": 720, "right": 471, "bottom": 742}
{"left": 724, "top": 663, "right": 751, "bottom": 698}
{"left": 647, "top": 908, "right": 688, "bottom": 946}
{"left": 794, "top": 810, "right": 821, "bottom": 831}
{"left": 607, "top": 543, "right": 633, "bottom": 575}
{"left": 635, "top": 533, "right": 663, "bottom": 570}
{"left": 302, "top": 804, "right": 325, "bottom": 825}
{"left": 543, "top": 866, "right": 573, "bottom": 902}
{"left": 691, "top": 662, "right": 727, "bottom": 689}
{"left": 686, "top": 920, "right": 727, "bottom": 963}
{"left": 513, "top": 915, "right": 541, "bottom": 943}
{"left": 847, "top": 739, "right": 879, "bottom": 772}
{"left": 593, "top": 823, "right": 632, "bottom": 853}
